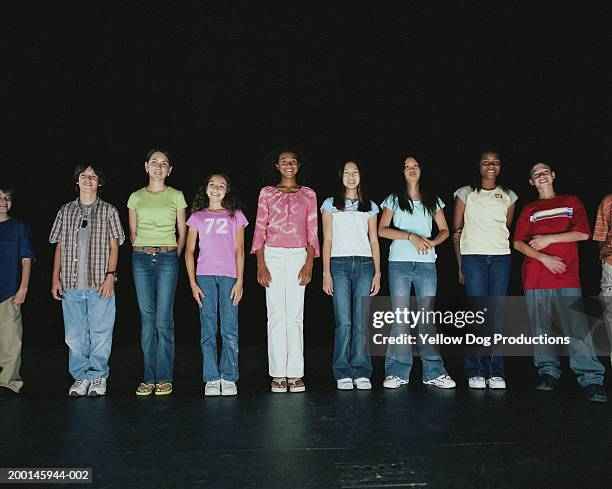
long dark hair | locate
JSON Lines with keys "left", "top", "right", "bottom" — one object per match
{"left": 261, "top": 146, "right": 312, "bottom": 187}
{"left": 332, "top": 160, "right": 371, "bottom": 212}
{"left": 191, "top": 173, "right": 242, "bottom": 217}
{"left": 470, "top": 148, "right": 508, "bottom": 192}
{"left": 391, "top": 154, "right": 440, "bottom": 217}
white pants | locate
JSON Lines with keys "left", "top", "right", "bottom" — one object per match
{"left": 264, "top": 246, "right": 307, "bottom": 378}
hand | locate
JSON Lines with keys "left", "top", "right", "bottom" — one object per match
{"left": 453, "top": 228, "right": 462, "bottom": 244}
{"left": 298, "top": 263, "right": 313, "bottom": 286}
{"left": 601, "top": 245, "right": 612, "bottom": 263}
{"left": 322, "top": 272, "right": 333, "bottom": 296}
{"left": 539, "top": 254, "right": 567, "bottom": 274}
{"left": 370, "top": 273, "right": 381, "bottom": 296}
{"left": 409, "top": 234, "right": 434, "bottom": 255}
{"left": 51, "top": 278, "right": 63, "bottom": 301}
{"left": 98, "top": 276, "right": 115, "bottom": 299}
{"left": 257, "top": 263, "right": 271, "bottom": 288}
{"left": 458, "top": 269, "right": 465, "bottom": 285}
{"left": 191, "top": 282, "right": 205, "bottom": 308}
{"left": 529, "top": 235, "right": 553, "bottom": 251}
{"left": 11, "top": 287, "right": 27, "bottom": 306}
{"left": 230, "top": 281, "right": 243, "bottom": 306}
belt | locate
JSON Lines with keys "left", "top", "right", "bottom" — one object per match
{"left": 133, "top": 246, "right": 177, "bottom": 254}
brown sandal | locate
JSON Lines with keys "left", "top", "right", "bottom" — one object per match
{"left": 271, "top": 377, "right": 287, "bottom": 393}
{"left": 287, "top": 378, "right": 305, "bottom": 393}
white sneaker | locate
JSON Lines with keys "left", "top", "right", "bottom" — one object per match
{"left": 353, "top": 378, "right": 372, "bottom": 390}
{"left": 337, "top": 378, "right": 354, "bottom": 390}
{"left": 423, "top": 374, "right": 456, "bottom": 389}
{"left": 221, "top": 379, "right": 237, "bottom": 396}
{"left": 68, "top": 379, "right": 91, "bottom": 397}
{"left": 204, "top": 380, "right": 221, "bottom": 396}
{"left": 87, "top": 378, "right": 107, "bottom": 396}
{"left": 468, "top": 376, "right": 486, "bottom": 389}
{"left": 486, "top": 377, "right": 506, "bottom": 389}
{"left": 383, "top": 376, "right": 409, "bottom": 389}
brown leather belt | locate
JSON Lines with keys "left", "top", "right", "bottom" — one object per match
{"left": 133, "top": 246, "right": 177, "bottom": 254}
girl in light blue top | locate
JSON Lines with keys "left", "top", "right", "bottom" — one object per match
{"left": 378, "top": 154, "right": 455, "bottom": 390}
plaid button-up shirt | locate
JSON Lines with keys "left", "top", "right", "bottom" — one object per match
{"left": 49, "top": 198, "right": 125, "bottom": 290}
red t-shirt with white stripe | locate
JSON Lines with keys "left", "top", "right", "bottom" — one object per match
{"left": 514, "top": 195, "right": 591, "bottom": 290}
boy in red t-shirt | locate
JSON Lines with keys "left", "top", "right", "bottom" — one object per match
{"left": 514, "top": 162, "right": 606, "bottom": 402}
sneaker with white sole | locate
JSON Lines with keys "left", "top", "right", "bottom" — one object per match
{"left": 337, "top": 378, "right": 354, "bottom": 390}
{"left": 221, "top": 379, "right": 237, "bottom": 396}
{"left": 88, "top": 378, "right": 107, "bottom": 397}
{"left": 486, "top": 377, "right": 506, "bottom": 389}
{"left": 204, "top": 380, "right": 221, "bottom": 396}
{"left": 423, "top": 374, "right": 456, "bottom": 389}
{"left": 383, "top": 376, "right": 409, "bottom": 389}
{"left": 68, "top": 379, "right": 91, "bottom": 397}
{"left": 353, "top": 378, "right": 372, "bottom": 390}
{"left": 468, "top": 376, "right": 486, "bottom": 389}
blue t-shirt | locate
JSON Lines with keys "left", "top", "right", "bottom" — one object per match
{"left": 0, "top": 218, "right": 36, "bottom": 303}
{"left": 380, "top": 194, "right": 444, "bottom": 263}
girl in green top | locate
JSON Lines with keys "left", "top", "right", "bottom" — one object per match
{"left": 128, "top": 148, "right": 187, "bottom": 396}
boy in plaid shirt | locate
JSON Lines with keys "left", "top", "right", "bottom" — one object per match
{"left": 593, "top": 193, "right": 612, "bottom": 365}
{"left": 50, "top": 165, "right": 125, "bottom": 397}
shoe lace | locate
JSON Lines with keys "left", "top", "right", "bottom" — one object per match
{"left": 490, "top": 377, "right": 504, "bottom": 382}
{"left": 92, "top": 379, "right": 103, "bottom": 387}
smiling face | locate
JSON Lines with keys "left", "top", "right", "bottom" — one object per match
{"left": 479, "top": 152, "right": 501, "bottom": 181}
{"left": 342, "top": 161, "right": 360, "bottom": 192}
{"left": 276, "top": 151, "right": 300, "bottom": 179}
{"left": 403, "top": 157, "right": 421, "bottom": 184}
{"left": 206, "top": 175, "right": 228, "bottom": 205}
{"left": 145, "top": 151, "right": 172, "bottom": 181}
{"left": 0, "top": 190, "right": 13, "bottom": 215}
{"left": 76, "top": 166, "right": 100, "bottom": 195}
{"left": 529, "top": 162, "right": 555, "bottom": 191}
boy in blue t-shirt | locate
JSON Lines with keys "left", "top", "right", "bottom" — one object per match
{"left": 0, "top": 187, "right": 35, "bottom": 400}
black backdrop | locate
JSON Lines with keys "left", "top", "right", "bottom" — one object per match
{"left": 3, "top": 3, "right": 611, "bottom": 349}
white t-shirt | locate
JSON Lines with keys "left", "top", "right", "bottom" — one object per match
{"left": 320, "top": 198, "right": 379, "bottom": 257}
{"left": 381, "top": 194, "right": 444, "bottom": 263}
{"left": 453, "top": 185, "right": 518, "bottom": 255}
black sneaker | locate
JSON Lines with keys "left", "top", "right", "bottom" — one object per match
{"left": 536, "top": 374, "right": 557, "bottom": 391}
{"left": 0, "top": 386, "right": 18, "bottom": 401}
{"left": 584, "top": 384, "right": 607, "bottom": 403}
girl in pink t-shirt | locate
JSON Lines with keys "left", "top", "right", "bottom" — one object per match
{"left": 251, "top": 148, "right": 320, "bottom": 393}
{"left": 185, "top": 174, "right": 248, "bottom": 397}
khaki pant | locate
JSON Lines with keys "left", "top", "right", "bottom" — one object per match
{"left": 0, "top": 297, "right": 23, "bottom": 393}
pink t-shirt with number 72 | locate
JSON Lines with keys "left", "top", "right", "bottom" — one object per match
{"left": 186, "top": 209, "right": 248, "bottom": 278}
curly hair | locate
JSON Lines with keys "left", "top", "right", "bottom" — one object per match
{"left": 470, "top": 147, "right": 509, "bottom": 193}
{"left": 261, "top": 146, "right": 312, "bottom": 187}
{"left": 190, "top": 173, "right": 243, "bottom": 217}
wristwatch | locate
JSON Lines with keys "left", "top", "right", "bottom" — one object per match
{"left": 106, "top": 271, "right": 118, "bottom": 283}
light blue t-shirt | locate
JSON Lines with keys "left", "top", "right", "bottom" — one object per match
{"left": 380, "top": 194, "right": 444, "bottom": 263}
{"left": 320, "top": 198, "right": 379, "bottom": 257}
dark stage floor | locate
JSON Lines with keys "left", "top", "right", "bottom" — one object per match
{"left": 2, "top": 346, "right": 611, "bottom": 489}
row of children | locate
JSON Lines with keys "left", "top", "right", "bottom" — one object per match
{"left": 0, "top": 147, "right": 610, "bottom": 402}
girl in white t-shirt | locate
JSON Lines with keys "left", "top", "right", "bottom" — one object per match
{"left": 453, "top": 149, "right": 517, "bottom": 390}
{"left": 378, "top": 155, "right": 455, "bottom": 390}
{"left": 321, "top": 161, "right": 381, "bottom": 390}
{"left": 185, "top": 174, "right": 248, "bottom": 397}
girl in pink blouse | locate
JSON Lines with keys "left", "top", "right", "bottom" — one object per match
{"left": 251, "top": 147, "right": 320, "bottom": 393}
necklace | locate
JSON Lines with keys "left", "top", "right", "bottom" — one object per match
{"left": 146, "top": 186, "right": 167, "bottom": 195}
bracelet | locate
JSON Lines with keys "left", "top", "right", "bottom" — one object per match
{"left": 407, "top": 232, "right": 412, "bottom": 240}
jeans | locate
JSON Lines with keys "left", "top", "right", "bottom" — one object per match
{"left": 62, "top": 289, "right": 115, "bottom": 380}
{"left": 525, "top": 288, "right": 604, "bottom": 387}
{"left": 196, "top": 275, "right": 239, "bottom": 382}
{"left": 461, "top": 254, "right": 511, "bottom": 379}
{"left": 132, "top": 251, "right": 178, "bottom": 383}
{"left": 600, "top": 263, "right": 612, "bottom": 358}
{"left": 330, "top": 256, "right": 374, "bottom": 380}
{"left": 385, "top": 261, "right": 448, "bottom": 381}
